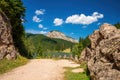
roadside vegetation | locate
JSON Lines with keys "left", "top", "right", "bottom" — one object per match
{"left": 26, "top": 33, "right": 75, "bottom": 58}
{"left": 0, "top": 0, "right": 29, "bottom": 74}
{"left": 71, "top": 37, "right": 90, "bottom": 57}
{"left": 0, "top": 0, "right": 120, "bottom": 79}
{"left": 64, "top": 62, "right": 90, "bottom": 80}
{"left": 0, "top": 56, "right": 28, "bottom": 74}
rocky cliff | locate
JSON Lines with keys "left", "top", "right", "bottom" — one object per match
{"left": 47, "top": 30, "right": 78, "bottom": 43}
{"left": 0, "top": 11, "right": 18, "bottom": 60}
{"left": 80, "top": 23, "right": 120, "bottom": 80}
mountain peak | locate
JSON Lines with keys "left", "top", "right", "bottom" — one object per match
{"left": 47, "top": 30, "right": 78, "bottom": 43}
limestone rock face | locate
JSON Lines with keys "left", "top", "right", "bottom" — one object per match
{"left": 47, "top": 30, "right": 78, "bottom": 43}
{"left": 80, "top": 23, "right": 120, "bottom": 80}
{"left": 0, "top": 11, "right": 18, "bottom": 60}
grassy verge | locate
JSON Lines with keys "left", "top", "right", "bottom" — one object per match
{"left": 64, "top": 62, "right": 90, "bottom": 80}
{"left": 0, "top": 56, "right": 28, "bottom": 74}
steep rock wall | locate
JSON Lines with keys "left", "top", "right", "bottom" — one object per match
{"left": 80, "top": 23, "right": 120, "bottom": 80}
{"left": 0, "top": 11, "right": 18, "bottom": 60}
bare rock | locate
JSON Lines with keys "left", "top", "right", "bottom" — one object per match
{"left": 80, "top": 23, "right": 120, "bottom": 80}
{"left": 89, "top": 30, "right": 101, "bottom": 49}
{"left": 0, "top": 11, "right": 18, "bottom": 60}
{"left": 99, "top": 23, "right": 117, "bottom": 39}
{"left": 47, "top": 30, "right": 78, "bottom": 43}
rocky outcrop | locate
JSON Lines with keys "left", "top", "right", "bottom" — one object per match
{"left": 80, "top": 23, "right": 120, "bottom": 80}
{"left": 0, "top": 11, "right": 18, "bottom": 60}
{"left": 47, "top": 30, "right": 78, "bottom": 43}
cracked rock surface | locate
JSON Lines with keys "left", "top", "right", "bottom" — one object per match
{"left": 0, "top": 11, "right": 18, "bottom": 60}
{"left": 80, "top": 23, "right": 120, "bottom": 80}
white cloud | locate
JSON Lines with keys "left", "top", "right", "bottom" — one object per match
{"left": 39, "top": 31, "right": 47, "bottom": 34}
{"left": 25, "top": 29, "right": 47, "bottom": 34}
{"left": 92, "top": 12, "right": 103, "bottom": 18}
{"left": 35, "top": 9, "right": 45, "bottom": 15}
{"left": 26, "top": 29, "right": 41, "bottom": 34}
{"left": 32, "top": 16, "right": 42, "bottom": 22}
{"left": 65, "top": 12, "right": 104, "bottom": 25}
{"left": 53, "top": 18, "right": 64, "bottom": 26}
{"left": 32, "top": 9, "right": 45, "bottom": 23}
{"left": 38, "top": 24, "right": 48, "bottom": 30}
{"left": 38, "top": 24, "right": 43, "bottom": 28}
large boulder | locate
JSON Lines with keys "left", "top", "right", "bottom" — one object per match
{"left": 80, "top": 23, "right": 120, "bottom": 80}
{"left": 0, "top": 11, "right": 18, "bottom": 60}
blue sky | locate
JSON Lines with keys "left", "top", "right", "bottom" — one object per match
{"left": 22, "top": 0, "right": 120, "bottom": 40}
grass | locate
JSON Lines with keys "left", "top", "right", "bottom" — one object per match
{"left": 64, "top": 62, "right": 90, "bottom": 80}
{"left": 0, "top": 55, "right": 28, "bottom": 74}
{"left": 62, "top": 48, "right": 71, "bottom": 53}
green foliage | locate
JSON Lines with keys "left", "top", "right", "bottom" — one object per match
{"left": 24, "top": 33, "right": 75, "bottom": 58}
{"left": 64, "top": 66, "right": 90, "bottom": 80}
{"left": 114, "top": 22, "right": 120, "bottom": 29}
{"left": 26, "top": 33, "right": 75, "bottom": 53}
{"left": 23, "top": 37, "right": 35, "bottom": 58}
{"left": 0, "top": 0, "right": 28, "bottom": 57}
{"left": 80, "top": 62, "right": 90, "bottom": 76}
{"left": 71, "top": 44, "right": 83, "bottom": 56}
{"left": 71, "top": 37, "right": 90, "bottom": 56}
{"left": 0, "top": 56, "right": 28, "bottom": 74}
{"left": 79, "top": 37, "right": 90, "bottom": 48}
{"left": 0, "top": 0, "right": 25, "bottom": 38}
{"left": 36, "top": 43, "right": 43, "bottom": 57}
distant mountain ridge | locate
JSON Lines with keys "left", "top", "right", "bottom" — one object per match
{"left": 26, "top": 33, "right": 75, "bottom": 52}
{"left": 47, "top": 30, "right": 78, "bottom": 43}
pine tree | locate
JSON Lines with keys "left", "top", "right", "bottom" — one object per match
{"left": 0, "top": 0, "right": 27, "bottom": 57}
{"left": 36, "top": 43, "right": 43, "bottom": 57}
{"left": 114, "top": 22, "right": 120, "bottom": 29}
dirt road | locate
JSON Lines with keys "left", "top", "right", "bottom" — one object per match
{"left": 0, "top": 59, "right": 80, "bottom": 80}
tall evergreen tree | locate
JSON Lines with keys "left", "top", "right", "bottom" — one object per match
{"left": 71, "top": 37, "right": 90, "bottom": 56}
{"left": 0, "top": 0, "right": 27, "bottom": 57}
{"left": 36, "top": 43, "right": 43, "bottom": 57}
{"left": 114, "top": 22, "right": 120, "bottom": 29}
